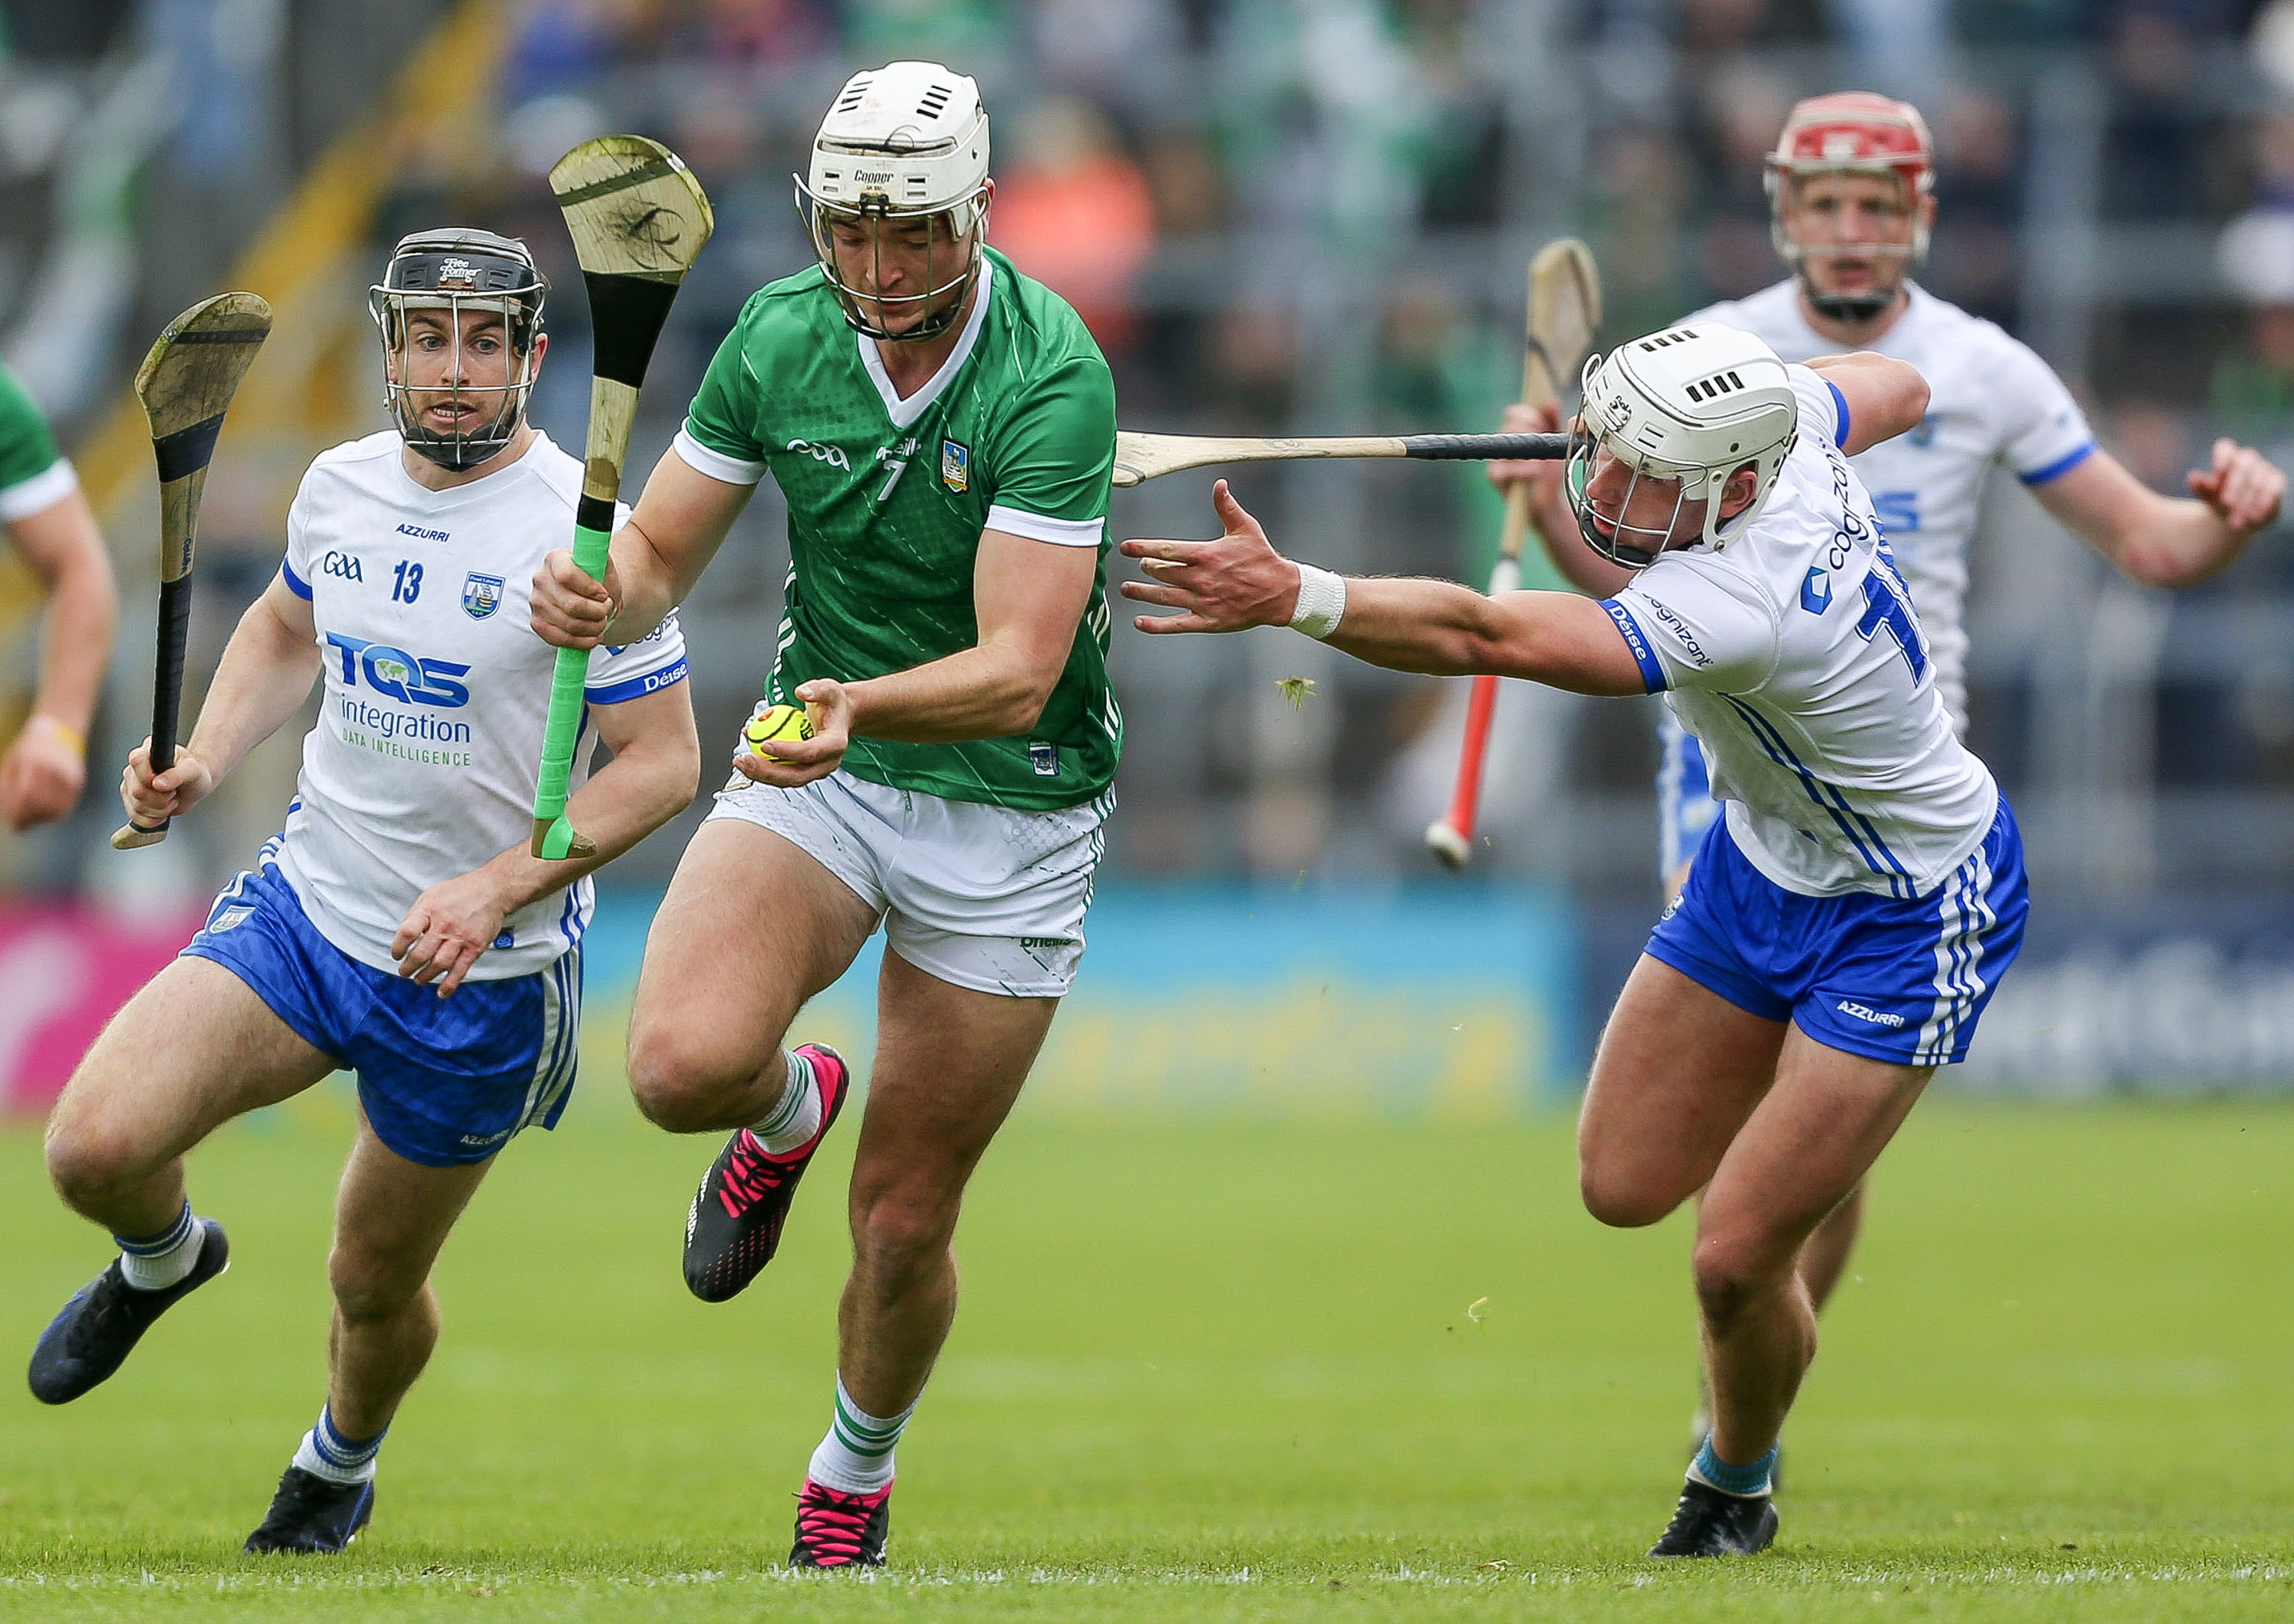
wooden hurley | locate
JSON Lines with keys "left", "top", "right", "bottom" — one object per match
{"left": 1110, "top": 430, "right": 1566, "bottom": 489}
{"left": 1427, "top": 238, "right": 1603, "bottom": 870}
{"left": 528, "top": 135, "right": 714, "bottom": 860}
{"left": 110, "top": 292, "right": 272, "bottom": 850}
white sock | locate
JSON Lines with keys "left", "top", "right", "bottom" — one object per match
{"left": 290, "top": 1404, "right": 386, "bottom": 1485}
{"left": 753, "top": 1049, "right": 823, "bottom": 1155}
{"left": 115, "top": 1203, "right": 203, "bottom": 1291}
{"left": 806, "top": 1376, "right": 913, "bottom": 1495}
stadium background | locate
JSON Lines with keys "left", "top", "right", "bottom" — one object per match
{"left": 6, "top": 0, "right": 2294, "bottom": 1115}
{"left": 2, "top": 2, "right": 2293, "bottom": 1610}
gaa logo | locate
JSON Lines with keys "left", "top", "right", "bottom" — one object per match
{"left": 787, "top": 438, "right": 851, "bottom": 471}
{"left": 322, "top": 551, "right": 364, "bottom": 582}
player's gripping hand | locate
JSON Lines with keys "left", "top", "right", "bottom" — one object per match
{"left": 2187, "top": 438, "right": 2286, "bottom": 534}
{"left": 391, "top": 870, "right": 509, "bottom": 998}
{"left": 731, "top": 680, "right": 849, "bottom": 788}
{"left": 2, "top": 715, "right": 86, "bottom": 831}
{"left": 530, "top": 548, "right": 623, "bottom": 650}
{"left": 118, "top": 737, "right": 214, "bottom": 830}
{"left": 1120, "top": 481, "right": 1299, "bottom": 635}
{"left": 1487, "top": 401, "right": 1577, "bottom": 540}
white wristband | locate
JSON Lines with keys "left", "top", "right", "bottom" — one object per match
{"left": 1288, "top": 562, "right": 1347, "bottom": 639}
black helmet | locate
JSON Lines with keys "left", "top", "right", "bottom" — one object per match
{"left": 368, "top": 229, "right": 547, "bottom": 470}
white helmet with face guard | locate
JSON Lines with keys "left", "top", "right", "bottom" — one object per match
{"left": 795, "top": 61, "right": 991, "bottom": 342}
{"left": 1566, "top": 324, "right": 1799, "bottom": 568}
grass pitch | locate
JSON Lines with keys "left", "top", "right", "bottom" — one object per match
{"left": 2, "top": 1090, "right": 2290, "bottom": 1619}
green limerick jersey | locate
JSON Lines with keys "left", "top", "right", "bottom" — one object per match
{"left": 679, "top": 249, "right": 1120, "bottom": 810}
{"left": 0, "top": 359, "right": 73, "bottom": 522}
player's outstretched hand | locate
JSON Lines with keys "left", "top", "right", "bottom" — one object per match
{"left": 530, "top": 548, "right": 623, "bottom": 650}
{"left": 731, "top": 679, "right": 849, "bottom": 788}
{"left": 2, "top": 716, "right": 86, "bottom": 831}
{"left": 391, "top": 870, "right": 510, "bottom": 998}
{"left": 119, "top": 738, "right": 213, "bottom": 830}
{"left": 2188, "top": 438, "right": 2286, "bottom": 534}
{"left": 1120, "top": 481, "right": 1300, "bottom": 635}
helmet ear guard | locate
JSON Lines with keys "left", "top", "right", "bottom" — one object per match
{"left": 797, "top": 61, "right": 992, "bottom": 342}
{"left": 1566, "top": 328, "right": 1800, "bottom": 569}
{"left": 370, "top": 228, "right": 547, "bottom": 471}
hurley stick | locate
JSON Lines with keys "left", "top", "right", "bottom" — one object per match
{"left": 1425, "top": 238, "right": 1601, "bottom": 869}
{"left": 110, "top": 292, "right": 272, "bottom": 850}
{"left": 1110, "top": 430, "right": 1565, "bottom": 489}
{"left": 529, "top": 135, "right": 713, "bottom": 860}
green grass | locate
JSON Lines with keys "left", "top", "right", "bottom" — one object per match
{"left": 2, "top": 1089, "right": 2291, "bottom": 1618}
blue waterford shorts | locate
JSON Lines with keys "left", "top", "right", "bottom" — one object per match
{"left": 1646, "top": 797, "right": 2029, "bottom": 1066}
{"left": 182, "top": 863, "right": 581, "bottom": 1166}
{"left": 1655, "top": 712, "right": 1723, "bottom": 881}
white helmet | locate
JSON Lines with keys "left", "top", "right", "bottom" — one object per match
{"left": 795, "top": 61, "right": 991, "bottom": 342}
{"left": 1566, "top": 324, "right": 1799, "bottom": 567}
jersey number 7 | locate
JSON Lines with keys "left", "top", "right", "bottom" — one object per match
{"left": 1856, "top": 564, "right": 1928, "bottom": 682}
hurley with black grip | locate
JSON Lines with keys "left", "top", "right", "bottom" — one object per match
{"left": 528, "top": 136, "right": 715, "bottom": 861}
{"left": 111, "top": 292, "right": 271, "bottom": 850}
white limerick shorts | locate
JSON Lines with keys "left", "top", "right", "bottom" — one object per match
{"left": 707, "top": 770, "right": 1112, "bottom": 998}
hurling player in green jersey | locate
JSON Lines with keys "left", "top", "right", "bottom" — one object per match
{"left": 531, "top": 62, "right": 1118, "bottom": 1569}
{"left": 0, "top": 358, "right": 116, "bottom": 831}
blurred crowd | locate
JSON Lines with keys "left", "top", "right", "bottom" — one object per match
{"left": 14, "top": 0, "right": 2294, "bottom": 894}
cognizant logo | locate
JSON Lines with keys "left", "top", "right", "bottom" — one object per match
{"left": 324, "top": 632, "right": 471, "bottom": 708}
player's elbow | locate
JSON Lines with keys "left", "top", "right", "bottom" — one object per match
{"left": 1871, "top": 363, "right": 1929, "bottom": 446}
{"left": 993, "top": 665, "right": 1062, "bottom": 735}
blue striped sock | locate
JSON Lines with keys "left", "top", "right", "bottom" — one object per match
{"left": 292, "top": 1404, "right": 387, "bottom": 1485}
{"left": 1689, "top": 1435, "right": 1777, "bottom": 1498}
{"left": 114, "top": 1201, "right": 201, "bottom": 1290}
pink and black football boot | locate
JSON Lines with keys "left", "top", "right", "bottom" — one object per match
{"left": 789, "top": 1478, "right": 891, "bottom": 1569}
{"left": 683, "top": 1044, "right": 851, "bottom": 1302}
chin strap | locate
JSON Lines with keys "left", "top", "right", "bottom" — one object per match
{"left": 1801, "top": 277, "right": 1899, "bottom": 326}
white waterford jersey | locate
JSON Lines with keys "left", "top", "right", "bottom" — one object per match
{"left": 1602, "top": 367, "right": 1999, "bottom": 898}
{"left": 1686, "top": 280, "right": 2096, "bottom": 727}
{"left": 272, "top": 431, "right": 687, "bottom": 978}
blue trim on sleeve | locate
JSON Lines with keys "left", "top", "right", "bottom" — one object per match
{"left": 1600, "top": 599, "right": 1669, "bottom": 694}
{"left": 2018, "top": 441, "right": 2096, "bottom": 486}
{"left": 585, "top": 657, "right": 687, "bottom": 705}
{"left": 1825, "top": 379, "right": 1851, "bottom": 448}
{"left": 280, "top": 558, "right": 312, "bottom": 599}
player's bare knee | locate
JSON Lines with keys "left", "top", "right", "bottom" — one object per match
{"left": 328, "top": 1244, "right": 427, "bottom": 1323}
{"left": 43, "top": 1118, "right": 148, "bottom": 1216}
{"left": 851, "top": 1191, "right": 957, "bottom": 1288}
{"left": 1578, "top": 1160, "right": 1675, "bottom": 1230}
{"left": 1691, "top": 1230, "right": 1792, "bottom": 1330}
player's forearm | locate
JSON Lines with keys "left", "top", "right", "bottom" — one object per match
{"left": 9, "top": 490, "right": 116, "bottom": 733}
{"left": 182, "top": 599, "right": 322, "bottom": 781}
{"left": 26, "top": 538, "right": 116, "bottom": 734}
{"left": 2110, "top": 496, "right": 2250, "bottom": 588}
{"left": 1323, "top": 576, "right": 1527, "bottom": 677}
{"left": 599, "top": 518, "right": 687, "bottom": 643}
{"left": 474, "top": 731, "right": 700, "bottom": 916}
{"left": 844, "top": 644, "right": 1059, "bottom": 742}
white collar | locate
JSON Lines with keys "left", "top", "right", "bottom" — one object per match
{"left": 855, "top": 254, "right": 994, "bottom": 430}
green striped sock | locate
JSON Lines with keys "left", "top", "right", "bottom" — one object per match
{"left": 806, "top": 1376, "right": 914, "bottom": 1495}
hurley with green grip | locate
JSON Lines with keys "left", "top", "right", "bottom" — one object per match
{"left": 529, "top": 135, "right": 714, "bottom": 860}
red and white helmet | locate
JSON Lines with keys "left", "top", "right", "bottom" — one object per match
{"left": 1764, "top": 91, "right": 1936, "bottom": 267}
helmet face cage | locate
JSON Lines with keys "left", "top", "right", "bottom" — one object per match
{"left": 1565, "top": 417, "right": 1698, "bottom": 570}
{"left": 796, "top": 178, "right": 990, "bottom": 343}
{"left": 368, "top": 234, "right": 546, "bottom": 471}
{"left": 1764, "top": 94, "right": 1934, "bottom": 322}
